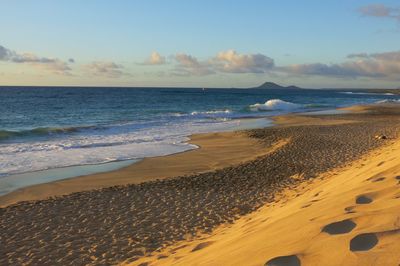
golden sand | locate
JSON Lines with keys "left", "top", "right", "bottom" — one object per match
{"left": 129, "top": 133, "right": 400, "bottom": 265}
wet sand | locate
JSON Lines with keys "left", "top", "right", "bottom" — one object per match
{"left": 1, "top": 105, "right": 400, "bottom": 265}
{"left": 0, "top": 131, "right": 279, "bottom": 207}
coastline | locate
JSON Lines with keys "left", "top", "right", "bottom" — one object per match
{"left": 0, "top": 105, "right": 388, "bottom": 205}
{"left": 0, "top": 109, "right": 353, "bottom": 208}
{"left": 0, "top": 109, "right": 355, "bottom": 207}
{"left": 131, "top": 125, "right": 400, "bottom": 266}
{"left": 0, "top": 130, "right": 282, "bottom": 207}
{"left": 2, "top": 103, "right": 400, "bottom": 265}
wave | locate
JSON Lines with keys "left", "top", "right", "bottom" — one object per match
{"left": 190, "top": 109, "right": 231, "bottom": 115}
{"left": 340, "top": 91, "right": 395, "bottom": 96}
{"left": 375, "top": 99, "right": 400, "bottom": 104}
{"left": 0, "top": 118, "right": 245, "bottom": 177}
{"left": 249, "top": 99, "right": 301, "bottom": 111}
{"left": 0, "top": 125, "right": 98, "bottom": 141}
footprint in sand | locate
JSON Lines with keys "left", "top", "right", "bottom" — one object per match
{"left": 322, "top": 219, "right": 356, "bottom": 235}
{"left": 356, "top": 195, "right": 373, "bottom": 204}
{"left": 371, "top": 177, "right": 385, "bottom": 182}
{"left": 366, "top": 175, "right": 385, "bottom": 182}
{"left": 344, "top": 206, "right": 356, "bottom": 214}
{"left": 350, "top": 233, "right": 378, "bottom": 252}
{"left": 191, "top": 241, "right": 214, "bottom": 252}
{"left": 265, "top": 255, "right": 301, "bottom": 266}
{"left": 171, "top": 244, "right": 188, "bottom": 252}
{"left": 313, "top": 191, "right": 322, "bottom": 197}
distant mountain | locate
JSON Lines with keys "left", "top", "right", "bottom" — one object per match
{"left": 254, "top": 82, "right": 302, "bottom": 90}
{"left": 365, "top": 88, "right": 400, "bottom": 95}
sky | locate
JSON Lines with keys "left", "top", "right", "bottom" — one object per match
{"left": 0, "top": 0, "right": 400, "bottom": 88}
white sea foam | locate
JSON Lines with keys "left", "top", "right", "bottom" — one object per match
{"left": 249, "top": 99, "right": 301, "bottom": 111}
{"left": 340, "top": 91, "right": 395, "bottom": 96}
{"left": 0, "top": 119, "right": 248, "bottom": 177}
{"left": 375, "top": 99, "right": 400, "bottom": 104}
{"left": 190, "top": 109, "right": 231, "bottom": 115}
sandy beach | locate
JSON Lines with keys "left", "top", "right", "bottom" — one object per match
{"left": 1, "top": 104, "right": 400, "bottom": 265}
{"left": 0, "top": 130, "right": 278, "bottom": 207}
{"left": 131, "top": 105, "right": 400, "bottom": 266}
{"left": 132, "top": 121, "right": 400, "bottom": 266}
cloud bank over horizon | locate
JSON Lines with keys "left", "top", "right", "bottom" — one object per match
{"left": 82, "top": 61, "right": 128, "bottom": 78}
{"left": 280, "top": 51, "right": 400, "bottom": 80}
{"left": 170, "top": 50, "right": 275, "bottom": 76}
{"left": 2, "top": 44, "right": 400, "bottom": 85}
{"left": 0, "top": 45, "right": 72, "bottom": 75}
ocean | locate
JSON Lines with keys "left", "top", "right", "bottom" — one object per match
{"left": 0, "top": 86, "right": 398, "bottom": 193}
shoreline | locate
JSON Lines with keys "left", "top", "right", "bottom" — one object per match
{"left": 0, "top": 117, "right": 271, "bottom": 202}
{"left": 0, "top": 106, "right": 369, "bottom": 201}
{"left": 0, "top": 108, "right": 352, "bottom": 206}
{"left": 0, "top": 107, "right": 352, "bottom": 208}
{"left": 2, "top": 103, "right": 400, "bottom": 265}
{"left": 131, "top": 125, "right": 400, "bottom": 266}
{"left": 0, "top": 130, "right": 282, "bottom": 207}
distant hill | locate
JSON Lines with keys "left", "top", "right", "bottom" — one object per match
{"left": 254, "top": 82, "right": 302, "bottom": 90}
{"left": 365, "top": 88, "right": 400, "bottom": 95}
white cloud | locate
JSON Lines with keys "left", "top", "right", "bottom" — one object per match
{"left": 173, "top": 53, "right": 215, "bottom": 76}
{"left": 212, "top": 50, "right": 274, "bottom": 73}
{"left": 359, "top": 4, "right": 400, "bottom": 21}
{"left": 142, "top": 51, "right": 166, "bottom": 65}
{"left": 280, "top": 51, "right": 400, "bottom": 80}
{"left": 171, "top": 50, "right": 274, "bottom": 76}
{"left": 0, "top": 45, "right": 71, "bottom": 75}
{"left": 82, "top": 61, "right": 128, "bottom": 78}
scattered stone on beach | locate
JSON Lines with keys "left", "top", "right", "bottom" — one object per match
{"left": 350, "top": 233, "right": 378, "bottom": 252}
{"left": 322, "top": 219, "right": 356, "bottom": 235}
{"left": 265, "top": 255, "right": 301, "bottom": 266}
{"left": 375, "top": 134, "right": 387, "bottom": 140}
{"left": 1, "top": 109, "right": 400, "bottom": 265}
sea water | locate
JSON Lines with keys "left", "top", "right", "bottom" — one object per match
{"left": 0, "top": 86, "right": 398, "bottom": 193}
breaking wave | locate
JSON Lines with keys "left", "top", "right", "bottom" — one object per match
{"left": 249, "top": 99, "right": 301, "bottom": 111}
{"left": 0, "top": 125, "right": 98, "bottom": 141}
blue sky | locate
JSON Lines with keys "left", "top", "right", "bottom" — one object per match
{"left": 0, "top": 0, "right": 399, "bottom": 88}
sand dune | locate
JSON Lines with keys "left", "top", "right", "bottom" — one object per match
{"left": 130, "top": 130, "right": 400, "bottom": 265}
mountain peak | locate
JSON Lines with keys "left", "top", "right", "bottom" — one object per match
{"left": 256, "top": 82, "right": 301, "bottom": 90}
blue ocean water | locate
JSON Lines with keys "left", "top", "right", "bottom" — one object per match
{"left": 0, "top": 86, "right": 398, "bottom": 177}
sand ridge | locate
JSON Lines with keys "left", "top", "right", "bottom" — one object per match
{"left": 130, "top": 127, "right": 400, "bottom": 266}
